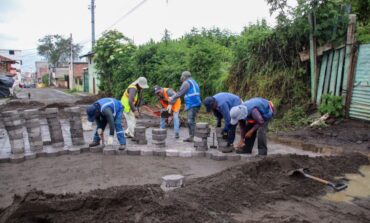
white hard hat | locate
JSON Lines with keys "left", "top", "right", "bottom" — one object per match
{"left": 135, "top": 77, "right": 149, "bottom": 89}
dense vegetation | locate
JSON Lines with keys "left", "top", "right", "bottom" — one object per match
{"left": 93, "top": 0, "right": 369, "bottom": 128}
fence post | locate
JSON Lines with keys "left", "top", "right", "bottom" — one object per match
{"left": 309, "top": 12, "right": 319, "bottom": 103}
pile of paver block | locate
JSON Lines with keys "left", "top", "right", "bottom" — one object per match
{"left": 194, "top": 122, "right": 210, "bottom": 151}
{"left": 152, "top": 128, "right": 167, "bottom": 148}
{"left": 215, "top": 127, "right": 233, "bottom": 153}
{"left": 134, "top": 126, "right": 147, "bottom": 145}
{"left": 24, "top": 109, "right": 44, "bottom": 158}
{"left": 65, "top": 107, "right": 85, "bottom": 146}
{"left": 45, "top": 108, "right": 64, "bottom": 148}
{"left": 2, "top": 110, "right": 25, "bottom": 162}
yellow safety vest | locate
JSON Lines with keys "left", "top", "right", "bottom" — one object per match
{"left": 121, "top": 84, "right": 139, "bottom": 113}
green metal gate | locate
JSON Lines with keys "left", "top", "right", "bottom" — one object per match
{"left": 83, "top": 70, "right": 89, "bottom": 92}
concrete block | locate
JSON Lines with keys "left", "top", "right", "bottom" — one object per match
{"left": 226, "top": 153, "right": 241, "bottom": 161}
{"left": 195, "top": 146, "right": 208, "bottom": 151}
{"left": 4, "top": 120, "right": 22, "bottom": 127}
{"left": 127, "top": 148, "right": 141, "bottom": 155}
{"left": 140, "top": 148, "right": 153, "bottom": 156}
{"left": 9, "top": 154, "right": 25, "bottom": 163}
{"left": 191, "top": 150, "right": 205, "bottom": 157}
{"left": 196, "top": 122, "right": 209, "bottom": 129}
{"left": 166, "top": 149, "right": 179, "bottom": 157}
{"left": 116, "top": 149, "right": 127, "bottom": 155}
{"left": 161, "top": 174, "right": 184, "bottom": 188}
{"left": 80, "top": 145, "right": 90, "bottom": 153}
{"left": 152, "top": 140, "right": 166, "bottom": 145}
{"left": 45, "top": 108, "right": 58, "bottom": 114}
{"left": 153, "top": 148, "right": 166, "bottom": 156}
{"left": 239, "top": 154, "right": 253, "bottom": 160}
{"left": 211, "top": 152, "right": 227, "bottom": 161}
{"left": 134, "top": 133, "right": 146, "bottom": 139}
{"left": 68, "top": 146, "right": 81, "bottom": 155}
{"left": 195, "top": 132, "right": 209, "bottom": 138}
{"left": 52, "top": 142, "right": 64, "bottom": 148}
{"left": 179, "top": 150, "right": 192, "bottom": 157}
{"left": 152, "top": 129, "right": 167, "bottom": 135}
{"left": 25, "top": 152, "right": 37, "bottom": 160}
{"left": 103, "top": 146, "right": 116, "bottom": 155}
{"left": 152, "top": 134, "right": 166, "bottom": 141}
{"left": 36, "top": 150, "right": 47, "bottom": 158}
{"left": 137, "top": 139, "right": 147, "bottom": 145}
{"left": 219, "top": 147, "right": 233, "bottom": 153}
{"left": 134, "top": 126, "right": 146, "bottom": 133}
{"left": 90, "top": 145, "right": 104, "bottom": 153}
{"left": 195, "top": 128, "right": 210, "bottom": 134}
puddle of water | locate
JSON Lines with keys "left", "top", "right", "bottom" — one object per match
{"left": 323, "top": 165, "right": 370, "bottom": 203}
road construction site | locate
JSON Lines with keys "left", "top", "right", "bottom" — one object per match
{"left": 0, "top": 88, "right": 369, "bottom": 222}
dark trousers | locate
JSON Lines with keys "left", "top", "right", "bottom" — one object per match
{"left": 243, "top": 122, "right": 268, "bottom": 155}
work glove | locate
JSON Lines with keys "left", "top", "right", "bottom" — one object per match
{"left": 107, "top": 135, "right": 114, "bottom": 145}
{"left": 167, "top": 105, "right": 172, "bottom": 114}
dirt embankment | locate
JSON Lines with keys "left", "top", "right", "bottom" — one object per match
{"left": 1, "top": 153, "right": 369, "bottom": 223}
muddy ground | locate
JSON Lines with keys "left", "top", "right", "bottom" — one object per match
{"left": 275, "top": 119, "right": 370, "bottom": 153}
{"left": 1, "top": 153, "right": 369, "bottom": 223}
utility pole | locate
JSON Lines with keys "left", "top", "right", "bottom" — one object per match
{"left": 89, "top": 0, "right": 96, "bottom": 50}
{"left": 69, "top": 33, "right": 74, "bottom": 89}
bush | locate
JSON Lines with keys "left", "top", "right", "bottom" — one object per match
{"left": 319, "top": 94, "right": 344, "bottom": 118}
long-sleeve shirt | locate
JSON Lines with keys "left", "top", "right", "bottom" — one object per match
{"left": 170, "top": 81, "right": 190, "bottom": 103}
{"left": 128, "top": 88, "right": 139, "bottom": 112}
{"left": 159, "top": 89, "right": 176, "bottom": 107}
{"left": 96, "top": 107, "right": 115, "bottom": 136}
{"left": 213, "top": 93, "right": 241, "bottom": 132}
{"left": 240, "top": 108, "right": 265, "bottom": 138}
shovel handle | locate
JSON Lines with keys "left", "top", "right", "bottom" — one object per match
{"left": 304, "top": 173, "right": 330, "bottom": 185}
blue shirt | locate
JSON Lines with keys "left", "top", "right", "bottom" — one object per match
{"left": 213, "top": 93, "right": 241, "bottom": 131}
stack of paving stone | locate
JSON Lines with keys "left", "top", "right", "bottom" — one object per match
{"left": 2, "top": 110, "right": 25, "bottom": 162}
{"left": 194, "top": 122, "right": 210, "bottom": 151}
{"left": 24, "top": 109, "right": 44, "bottom": 157}
{"left": 215, "top": 127, "right": 233, "bottom": 153}
{"left": 134, "top": 126, "right": 147, "bottom": 145}
{"left": 65, "top": 107, "right": 85, "bottom": 146}
{"left": 45, "top": 108, "right": 64, "bottom": 148}
{"left": 152, "top": 128, "right": 167, "bottom": 148}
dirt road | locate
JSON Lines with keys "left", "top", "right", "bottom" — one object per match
{"left": 0, "top": 153, "right": 240, "bottom": 209}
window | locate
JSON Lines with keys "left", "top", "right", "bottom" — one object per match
{"left": 9, "top": 50, "right": 14, "bottom": 55}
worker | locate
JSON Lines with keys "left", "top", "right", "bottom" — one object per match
{"left": 229, "top": 97, "right": 275, "bottom": 155}
{"left": 170, "top": 71, "right": 201, "bottom": 142}
{"left": 154, "top": 85, "right": 181, "bottom": 139}
{"left": 203, "top": 92, "right": 242, "bottom": 147}
{"left": 120, "top": 77, "right": 149, "bottom": 138}
{"left": 86, "top": 98, "right": 126, "bottom": 150}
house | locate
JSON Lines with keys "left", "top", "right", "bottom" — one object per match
{"left": 0, "top": 49, "right": 22, "bottom": 81}
{"left": 69, "top": 62, "right": 88, "bottom": 90}
{"left": 80, "top": 52, "right": 99, "bottom": 94}
{"left": 35, "top": 61, "right": 49, "bottom": 83}
{"left": 0, "top": 55, "right": 17, "bottom": 76}
{"left": 53, "top": 67, "right": 69, "bottom": 88}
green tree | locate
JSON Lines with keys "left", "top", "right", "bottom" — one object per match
{"left": 37, "top": 35, "right": 81, "bottom": 67}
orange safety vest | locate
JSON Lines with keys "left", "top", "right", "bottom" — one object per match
{"left": 159, "top": 88, "right": 181, "bottom": 113}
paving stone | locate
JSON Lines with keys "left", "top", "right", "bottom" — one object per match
{"left": 80, "top": 145, "right": 90, "bottom": 153}
{"left": 52, "top": 142, "right": 64, "bottom": 148}
{"left": 125, "top": 148, "right": 140, "bottom": 155}
{"left": 90, "top": 145, "right": 104, "bottom": 153}
{"left": 25, "top": 152, "right": 37, "bottom": 160}
{"left": 9, "top": 154, "right": 25, "bottom": 163}
{"left": 191, "top": 150, "right": 206, "bottom": 157}
{"left": 153, "top": 144, "right": 166, "bottom": 149}
{"left": 239, "top": 154, "right": 253, "bottom": 160}
{"left": 196, "top": 122, "right": 209, "bottom": 129}
{"left": 226, "top": 153, "right": 241, "bottom": 161}
{"left": 161, "top": 174, "right": 184, "bottom": 188}
{"left": 36, "top": 150, "right": 47, "bottom": 158}
{"left": 219, "top": 147, "right": 233, "bottom": 153}
{"left": 211, "top": 152, "right": 227, "bottom": 161}
{"left": 166, "top": 149, "right": 179, "bottom": 157}
{"left": 103, "top": 146, "right": 116, "bottom": 155}
{"left": 195, "top": 146, "right": 208, "bottom": 151}
{"left": 45, "top": 108, "right": 58, "bottom": 114}
{"left": 179, "top": 150, "right": 192, "bottom": 157}
{"left": 153, "top": 148, "right": 166, "bottom": 156}
{"left": 195, "top": 128, "right": 210, "bottom": 134}
{"left": 134, "top": 127, "right": 146, "bottom": 133}
{"left": 116, "top": 149, "right": 127, "bottom": 155}
{"left": 68, "top": 146, "right": 82, "bottom": 155}
{"left": 137, "top": 139, "right": 148, "bottom": 145}
{"left": 140, "top": 148, "right": 153, "bottom": 156}
{"left": 205, "top": 150, "right": 217, "bottom": 158}
{"left": 194, "top": 132, "right": 209, "bottom": 138}
{"left": 134, "top": 133, "right": 146, "bottom": 139}
{"left": 152, "top": 140, "right": 166, "bottom": 145}
{"left": 152, "top": 134, "right": 166, "bottom": 141}
{"left": 0, "top": 157, "right": 10, "bottom": 163}
{"left": 218, "top": 140, "right": 229, "bottom": 147}
{"left": 152, "top": 129, "right": 167, "bottom": 135}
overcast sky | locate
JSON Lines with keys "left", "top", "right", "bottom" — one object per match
{"left": 0, "top": 0, "right": 281, "bottom": 72}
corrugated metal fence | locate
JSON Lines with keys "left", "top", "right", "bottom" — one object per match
{"left": 349, "top": 44, "right": 370, "bottom": 120}
{"left": 316, "top": 43, "right": 370, "bottom": 121}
